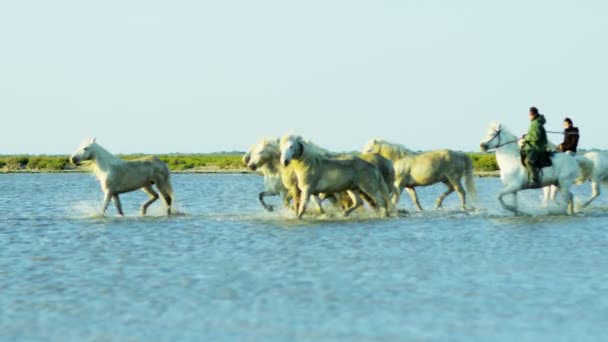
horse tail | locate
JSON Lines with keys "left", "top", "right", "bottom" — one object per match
{"left": 575, "top": 155, "right": 593, "bottom": 184}
{"left": 377, "top": 169, "right": 392, "bottom": 213}
{"left": 464, "top": 154, "right": 477, "bottom": 202}
{"left": 155, "top": 161, "right": 174, "bottom": 214}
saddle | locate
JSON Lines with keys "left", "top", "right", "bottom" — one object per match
{"left": 520, "top": 151, "right": 554, "bottom": 168}
{"left": 535, "top": 151, "right": 554, "bottom": 168}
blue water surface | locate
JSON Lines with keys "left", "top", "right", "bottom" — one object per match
{"left": 1, "top": 173, "right": 607, "bottom": 341}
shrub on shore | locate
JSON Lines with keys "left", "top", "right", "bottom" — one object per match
{"left": 0, "top": 153, "right": 499, "bottom": 172}
{"left": 468, "top": 153, "right": 499, "bottom": 172}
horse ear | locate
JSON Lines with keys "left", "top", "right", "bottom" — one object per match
{"left": 92, "top": 137, "right": 96, "bottom": 144}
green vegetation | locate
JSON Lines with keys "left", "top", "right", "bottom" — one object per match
{"left": 0, "top": 154, "right": 246, "bottom": 172}
{"left": 467, "top": 153, "right": 499, "bottom": 172}
{"left": 0, "top": 153, "right": 499, "bottom": 173}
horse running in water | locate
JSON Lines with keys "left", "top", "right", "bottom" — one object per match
{"left": 363, "top": 139, "right": 476, "bottom": 211}
{"left": 480, "top": 122, "right": 579, "bottom": 215}
{"left": 70, "top": 138, "right": 174, "bottom": 216}
{"left": 280, "top": 134, "right": 390, "bottom": 218}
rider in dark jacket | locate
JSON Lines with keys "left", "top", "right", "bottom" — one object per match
{"left": 557, "top": 117, "right": 580, "bottom": 153}
{"left": 522, "top": 107, "right": 548, "bottom": 187}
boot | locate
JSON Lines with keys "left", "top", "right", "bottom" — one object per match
{"left": 529, "top": 168, "right": 541, "bottom": 188}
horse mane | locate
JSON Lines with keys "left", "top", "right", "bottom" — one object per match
{"left": 489, "top": 122, "right": 518, "bottom": 141}
{"left": 364, "top": 139, "right": 416, "bottom": 160}
{"left": 280, "top": 133, "right": 332, "bottom": 165}
{"left": 250, "top": 138, "right": 280, "bottom": 156}
{"left": 82, "top": 141, "right": 124, "bottom": 178}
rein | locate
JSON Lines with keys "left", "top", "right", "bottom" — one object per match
{"left": 546, "top": 130, "right": 579, "bottom": 135}
{"left": 495, "top": 138, "right": 520, "bottom": 148}
{"left": 484, "top": 129, "right": 520, "bottom": 151}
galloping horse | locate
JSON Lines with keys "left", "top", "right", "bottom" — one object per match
{"left": 244, "top": 138, "right": 297, "bottom": 211}
{"left": 280, "top": 134, "right": 390, "bottom": 218}
{"left": 70, "top": 138, "right": 174, "bottom": 216}
{"left": 480, "top": 123, "right": 579, "bottom": 215}
{"left": 363, "top": 139, "right": 476, "bottom": 211}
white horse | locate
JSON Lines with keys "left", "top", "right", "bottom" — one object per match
{"left": 575, "top": 151, "right": 608, "bottom": 207}
{"left": 245, "top": 138, "right": 329, "bottom": 213}
{"left": 280, "top": 134, "right": 390, "bottom": 218}
{"left": 544, "top": 151, "right": 608, "bottom": 208}
{"left": 70, "top": 138, "right": 174, "bottom": 216}
{"left": 479, "top": 123, "right": 579, "bottom": 215}
{"left": 363, "top": 139, "right": 476, "bottom": 211}
{"left": 244, "top": 138, "right": 295, "bottom": 211}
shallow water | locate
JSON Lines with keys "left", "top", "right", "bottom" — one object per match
{"left": 1, "top": 173, "right": 607, "bottom": 341}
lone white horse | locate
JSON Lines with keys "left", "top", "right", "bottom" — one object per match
{"left": 70, "top": 138, "right": 174, "bottom": 216}
{"left": 479, "top": 123, "right": 579, "bottom": 214}
{"left": 280, "top": 134, "right": 390, "bottom": 218}
{"left": 363, "top": 139, "right": 476, "bottom": 211}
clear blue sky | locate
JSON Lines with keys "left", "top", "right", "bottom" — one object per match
{"left": 1, "top": 1, "right": 607, "bottom": 154}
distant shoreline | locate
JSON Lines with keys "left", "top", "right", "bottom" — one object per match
{"left": 0, "top": 153, "right": 500, "bottom": 176}
{"left": 0, "top": 168, "right": 502, "bottom": 177}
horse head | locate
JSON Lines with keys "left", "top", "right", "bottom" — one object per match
{"left": 247, "top": 139, "right": 279, "bottom": 171}
{"left": 279, "top": 134, "right": 304, "bottom": 167}
{"left": 362, "top": 139, "right": 380, "bottom": 154}
{"left": 70, "top": 138, "right": 97, "bottom": 165}
{"left": 242, "top": 151, "right": 251, "bottom": 167}
{"left": 480, "top": 123, "right": 504, "bottom": 152}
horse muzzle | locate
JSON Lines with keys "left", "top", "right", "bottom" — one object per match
{"left": 248, "top": 164, "right": 257, "bottom": 171}
{"left": 70, "top": 156, "right": 80, "bottom": 165}
{"left": 480, "top": 143, "right": 488, "bottom": 152}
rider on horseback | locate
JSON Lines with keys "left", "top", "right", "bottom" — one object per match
{"left": 522, "top": 106, "right": 548, "bottom": 187}
{"left": 557, "top": 117, "right": 580, "bottom": 154}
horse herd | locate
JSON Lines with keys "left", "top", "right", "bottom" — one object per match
{"left": 69, "top": 122, "right": 608, "bottom": 218}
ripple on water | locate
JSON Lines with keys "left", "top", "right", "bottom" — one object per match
{"left": 0, "top": 174, "right": 607, "bottom": 341}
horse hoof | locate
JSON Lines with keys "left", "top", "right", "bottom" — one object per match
{"left": 265, "top": 206, "right": 275, "bottom": 212}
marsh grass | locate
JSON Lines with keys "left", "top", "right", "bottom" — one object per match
{"left": 0, "top": 153, "right": 498, "bottom": 173}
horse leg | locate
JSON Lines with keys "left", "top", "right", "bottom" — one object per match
{"left": 452, "top": 180, "right": 468, "bottom": 211}
{"left": 113, "top": 195, "right": 124, "bottom": 216}
{"left": 282, "top": 190, "right": 292, "bottom": 209}
{"left": 371, "top": 190, "right": 389, "bottom": 217}
{"left": 392, "top": 182, "right": 402, "bottom": 206}
{"left": 557, "top": 185, "right": 574, "bottom": 215}
{"left": 155, "top": 180, "right": 173, "bottom": 216}
{"left": 290, "top": 188, "right": 301, "bottom": 213}
{"left": 297, "top": 188, "right": 311, "bottom": 219}
{"left": 542, "top": 186, "right": 551, "bottom": 208}
{"left": 312, "top": 195, "right": 325, "bottom": 214}
{"left": 498, "top": 189, "right": 520, "bottom": 215}
{"left": 581, "top": 181, "right": 600, "bottom": 208}
{"left": 258, "top": 191, "right": 278, "bottom": 212}
{"left": 102, "top": 192, "right": 112, "bottom": 215}
{"left": 141, "top": 186, "right": 159, "bottom": 215}
{"left": 358, "top": 184, "right": 388, "bottom": 217}
{"left": 405, "top": 187, "right": 423, "bottom": 211}
{"left": 344, "top": 190, "right": 363, "bottom": 216}
{"left": 435, "top": 182, "right": 455, "bottom": 209}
